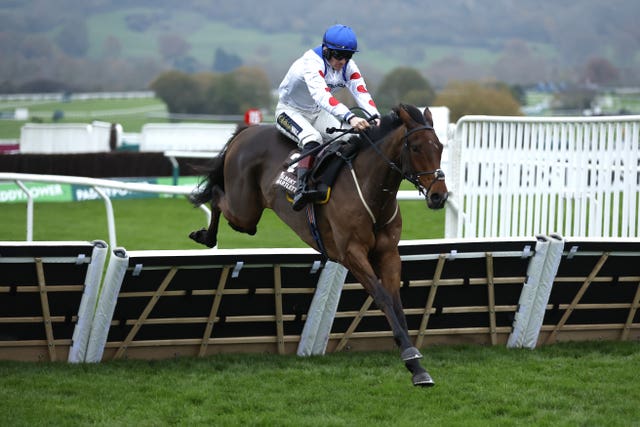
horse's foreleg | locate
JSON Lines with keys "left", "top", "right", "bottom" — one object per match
{"left": 390, "top": 292, "right": 434, "bottom": 387}
{"left": 370, "top": 280, "right": 434, "bottom": 387}
{"left": 344, "top": 246, "right": 434, "bottom": 387}
{"left": 369, "top": 246, "right": 413, "bottom": 350}
{"left": 374, "top": 249, "right": 434, "bottom": 387}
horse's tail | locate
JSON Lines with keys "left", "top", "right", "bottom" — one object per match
{"left": 189, "top": 149, "right": 226, "bottom": 206}
{"left": 189, "top": 124, "right": 249, "bottom": 207}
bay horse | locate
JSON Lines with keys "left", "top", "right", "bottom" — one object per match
{"left": 189, "top": 104, "right": 448, "bottom": 386}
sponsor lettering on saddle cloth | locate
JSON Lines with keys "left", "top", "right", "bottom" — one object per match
{"left": 275, "top": 138, "right": 362, "bottom": 205}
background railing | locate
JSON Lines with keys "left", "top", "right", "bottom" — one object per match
{"left": 445, "top": 114, "right": 640, "bottom": 239}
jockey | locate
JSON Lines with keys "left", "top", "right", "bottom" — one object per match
{"left": 275, "top": 24, "right": 380, "bottom": 211}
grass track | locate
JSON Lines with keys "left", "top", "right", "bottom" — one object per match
{"left": 1, "top": 342, "right": 639, "bottom": 426}
{"left": 0, "top": 197, "right": 445, "bottom": 249}
{"left": 0, "top": 97, "right": 167, "bottom": 139}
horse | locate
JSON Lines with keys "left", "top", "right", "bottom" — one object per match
{"left": 189, "top": 103, "right": 448, "bottom": 387}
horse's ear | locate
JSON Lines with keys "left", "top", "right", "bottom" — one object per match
{"left": 389, "top": 107, "right": 400, "bottom": 124}
{"left": 395, "top": 104, "right": 420, "bottom": 127}
{"left": 423, "top": 107, "right": 434, "bottom": 127}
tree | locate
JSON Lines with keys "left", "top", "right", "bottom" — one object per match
{"left": 212, "top": 48, "right": 243, "bottom": 72}
{"left": 150, "top": 66, "right": 273, "bottom": 115}
{"left": 205, "top": 73, "right": 238, "bottom": 114}
{"left": 552, "top": 87, "right": 596, "bottom": 112}
{"left": 102, "top": 36, "right": 122, "bottom": 59}
{"left": 158, "top": 33, "right": 190, "bottom": 63}
{"left": 433, "top": 81, "right": 522, "bottom": 122}
{"left": 231, "top": 66, "right": 273, "bottom": 111}
{"left": 18, "top": 78, "right": 72, "bottom": 93}
{"left": 173, "top": 56, "right": 200, "bottom": 74}
{"left": 149, "top": 71, "right": 206, "bottom": 114}
{"left": 205, "top": 66, "right": 272, "bottom": 114}
{"left": 20, "top": 35, "right": 54, "bottom": 60}
{"left": 582, "top": 57, "right": 619, "bottom": 86}
{"left": 375, "top": 67, "right": 435, "bottom": 112}
{"left": 54, "top": 20, "right": 89, "bottom": 58}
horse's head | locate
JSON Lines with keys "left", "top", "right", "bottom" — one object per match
{"left": 395, "top": 104, "right": 448, "bottom": 209}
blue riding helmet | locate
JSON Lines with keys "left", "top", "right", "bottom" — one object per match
{"left": 322, "top": 24, "right": 358, "bottom": 52}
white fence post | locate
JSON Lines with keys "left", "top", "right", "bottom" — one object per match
{"left": 68, "top": 240, "right": 109, "bottom": 363}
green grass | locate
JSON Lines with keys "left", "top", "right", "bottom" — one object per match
{"left": 0, "top": 97, "right": 168, "bottom": 139}
{"left": 0, "top": 197, "right": 445, "bottom": 249}
{"left": 1, "top": 341, "right": 638, "bottom": 426}
{"left": 83, "top": 9, "right": 510, "bottom": 78}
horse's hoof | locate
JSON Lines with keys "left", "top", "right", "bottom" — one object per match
{"left": 412, "top": 372, "right": 435, "bottom": 387}
{"left": 401, "top": 346, "right": 423, "bottom": 361}
{"left": 189, "top": 229, "right": 205, "bottom": 242}
{"left": 189, "top": 229, "right": 216, "bottom": 248}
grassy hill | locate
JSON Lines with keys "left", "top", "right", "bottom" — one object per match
{"left": 2, "top": 0, "right": 639, "bottom": 91}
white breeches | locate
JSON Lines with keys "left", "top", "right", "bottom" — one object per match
{"left": 275, "top": 102, "right": 351, "bottom": 149}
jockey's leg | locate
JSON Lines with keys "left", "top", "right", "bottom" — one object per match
{"left": 291, "top": 141, "right": 320, "bottom": 211}
{"left": 274, "top": 104, "right": 327, "bottom": 211}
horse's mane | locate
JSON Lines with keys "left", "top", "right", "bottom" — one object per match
{"left": 354, "top": 103, "right": 425, "bottom": 145}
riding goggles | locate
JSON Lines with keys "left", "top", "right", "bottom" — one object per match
{"left": 330, "top": 49, "right": 353, "bottom": 60}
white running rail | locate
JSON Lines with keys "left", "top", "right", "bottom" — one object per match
{"left": 0, "top": 172, "right": 211, "bottom": 247}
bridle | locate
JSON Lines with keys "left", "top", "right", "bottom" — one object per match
{"left": 362, "top": 124, "right": 446, "bottom": 197}
{"left": 401, "top": 125, "right": 446, "bottom": 196}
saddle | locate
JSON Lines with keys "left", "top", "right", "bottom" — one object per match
{"left": 276, "top": 137, "right": 363, "bottom": 205}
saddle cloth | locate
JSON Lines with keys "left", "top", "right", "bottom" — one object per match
{"left": 275, "top": 138, "right": 362, "bottom": 204}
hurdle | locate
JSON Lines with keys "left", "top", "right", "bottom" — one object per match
{"left": 2, "top": 237, "right": 639, "bottom": 362}
{"left": 0, "top": 240, "right": 108, "bottom": 361}
{"left": 538, "top": 237, "right": 640, "bottom": 344}
{"left": 75, "top": 236, "right": 639, "bottom": 360}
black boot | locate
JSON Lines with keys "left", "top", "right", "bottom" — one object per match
{"left": 291, "top": 142, "right": 320, "bottom": 211}
{"left": 291, "top": 166, "right": 310, "bottom": 211}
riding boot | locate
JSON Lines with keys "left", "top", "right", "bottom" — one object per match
{"left": 291, "top": 142, "right": 320, "bottom": 211}
{"left": 291, "top": 166, "right": 310, "bottom": 211}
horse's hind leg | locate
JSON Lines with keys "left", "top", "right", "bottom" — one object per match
{"left": 189, "top": 206, "right": 221, "bottom": 248}
{"left": 217, "top": 181, "right": 261, "bottom": 236}
{"left": 190, "top": 189, "right": 223, "bottom": 248}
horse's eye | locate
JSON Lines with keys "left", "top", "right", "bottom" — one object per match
{"left": 411, "top": 144, "right": 421, "bottom": 153}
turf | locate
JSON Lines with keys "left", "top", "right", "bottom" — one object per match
{"left": 1, "top": 341, "right": 638, "bottom": 426}
{"left": 0, "top": 197, "right": 445, "bottom": 249}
